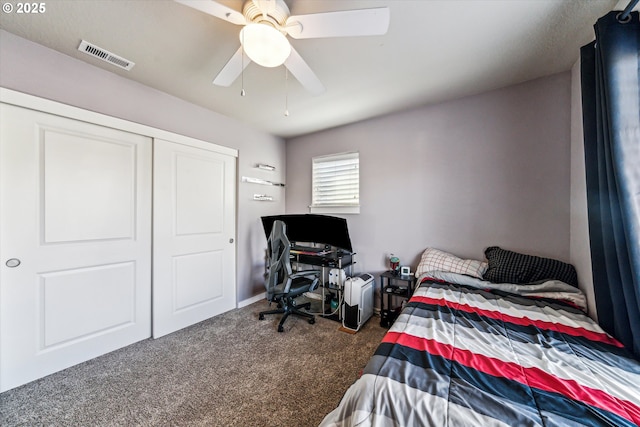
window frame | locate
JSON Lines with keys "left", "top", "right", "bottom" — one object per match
{"left": 309, "top": 151, "right": 360, "bottom": 215}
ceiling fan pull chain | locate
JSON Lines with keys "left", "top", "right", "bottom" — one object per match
{"left": 241, "top": 31, "right": 246, "bottom": 97}
{"left": 284, "top": 66, "right": 289, "bottom": 116}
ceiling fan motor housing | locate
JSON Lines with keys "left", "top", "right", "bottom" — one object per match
{"left": 243, "top": 0, "right": 290, "bottom": 29}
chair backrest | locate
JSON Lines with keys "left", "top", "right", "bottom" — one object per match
{"left": 265, "top": 220, "right": 292, "bottom": 301}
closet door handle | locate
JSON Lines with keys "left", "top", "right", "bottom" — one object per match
{"left": 229, "top": 238, "right": 234, "bottom": 244}
{"left": 5, "top": 258, "right": 21, "bottom": 268}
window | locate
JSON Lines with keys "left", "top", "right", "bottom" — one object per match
{"left": 310, "top": 152, "right": 359, "bottom": 214}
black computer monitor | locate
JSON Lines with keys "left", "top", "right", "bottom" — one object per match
{"left": 261, "top": 214, "right": 353, "bottom": 252}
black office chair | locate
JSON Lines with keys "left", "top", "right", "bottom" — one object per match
{"left": 258, "top": 220, "right": 321, "bottom": 332}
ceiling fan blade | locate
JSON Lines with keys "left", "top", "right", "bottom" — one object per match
{"left": 284, "top": 47, "right": 325, "bottom": 95}
{"left": 174, "top": 0, "right": 246, "bottom": 25}
{"left": 213, "top": 47, "right": 251, "bottom": 87}
{"left": 285, "top": 7, "right": 390, "bottom": 39}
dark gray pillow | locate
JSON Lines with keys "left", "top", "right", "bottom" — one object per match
{"left": 483, "top": 246, "right": 578, "bottom": 287}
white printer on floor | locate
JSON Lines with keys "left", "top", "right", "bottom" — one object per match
{"left": 342, "top": 273, "right": 374, "bottom": 332}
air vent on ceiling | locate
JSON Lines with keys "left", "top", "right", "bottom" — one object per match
{"left": 78, "top": 40, "right": 135, "bottom": 71}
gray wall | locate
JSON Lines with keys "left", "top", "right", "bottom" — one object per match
{"left": 286, "top": 72, "right": 573, "bottom": 283}
{"left": 570, "top": 60, "right": 596, "bottom": 318}
{"left": 0, "top": 30, "right": 284, "bottom": 303}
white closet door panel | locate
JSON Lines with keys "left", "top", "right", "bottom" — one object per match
{"left": 43, "top": 130, "right": 136, "bottom": 243}
{"left": 175, "top": 154, "right": 225, "bottom": 235}
{"left": 40, "top": 262, "right": 136, "bottom": 347}
{"left": 0, "top": 104, "right": 152, "bottom": 392}
{"left": 173, "top": 251, "right": 224, "bottom": 310}
{"left": 153, "top": 138, "right": 236, "bottom": 338}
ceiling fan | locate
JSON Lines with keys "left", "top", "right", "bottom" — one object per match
{"left": 175, "top": 0, "right": 390, "bottom": 95}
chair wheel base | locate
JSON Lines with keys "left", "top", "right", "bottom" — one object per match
{"left": 258, "top": 296, "right": 317, "bottom": 332}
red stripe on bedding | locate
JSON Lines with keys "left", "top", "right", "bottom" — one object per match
{"left": 383, "top": 331, "right": 640, "bottom": 425}
{"left": 411, "top": 295, "right": 622, "bottom": 347}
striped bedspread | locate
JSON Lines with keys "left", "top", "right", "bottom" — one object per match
{"left": 320, "top": 273, "right": 640, "bottom": 427}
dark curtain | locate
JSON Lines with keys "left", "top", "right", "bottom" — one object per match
{"left": 580, "top": 11, "right": 640, "bottom": 358}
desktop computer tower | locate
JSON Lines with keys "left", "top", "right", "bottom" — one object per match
{"left": 342, "top": 273, "right": 374, "bottom": 332}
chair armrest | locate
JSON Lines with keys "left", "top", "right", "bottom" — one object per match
{"left": 290, "top": 269, "right": 321, "bottom": 279}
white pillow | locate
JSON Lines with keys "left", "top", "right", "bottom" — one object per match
{"left": 415, "top": 247, "right": 488, "bottom": 279}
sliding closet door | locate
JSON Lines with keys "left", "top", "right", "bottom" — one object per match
{"left": 0, "top": 104, "right": 152, "bottom": 392}
{"left": 153, "top": 138, "right": 236, "bottom": 338}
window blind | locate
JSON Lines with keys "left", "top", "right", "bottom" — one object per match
{"left": 312, "top": 152, "right": 359, "bottom": 208}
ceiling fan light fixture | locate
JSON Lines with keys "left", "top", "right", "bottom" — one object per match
{"left": 240, "top": 23, "right": 291, "bottom": 68}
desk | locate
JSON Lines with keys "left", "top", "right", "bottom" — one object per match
{"left": 291, "top": 248, "right": 354, "bottom": 269}
{"left": 261, "top": 214, "right": 355, "bottom": 321}
{"left": 290, "top": 248, "right": 355, "bottom": 320}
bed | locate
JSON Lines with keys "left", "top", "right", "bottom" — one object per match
{"left": 320, "top": 248, "right": 640, "bottom": 427}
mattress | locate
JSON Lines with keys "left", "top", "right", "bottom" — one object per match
{"left": 320, "top": 272, "right": 640, "bottom": 426}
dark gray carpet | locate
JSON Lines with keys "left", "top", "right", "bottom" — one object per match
{"left": 0, "top": 301, "right": 386, "bottom": 426}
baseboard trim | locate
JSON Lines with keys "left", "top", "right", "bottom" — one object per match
{"left": 238, "top": 292, "right": 266, "bottom": 308}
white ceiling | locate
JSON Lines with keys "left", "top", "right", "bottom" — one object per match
{"left": 0, "top": 0, "right": 620, "bottom": 138}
